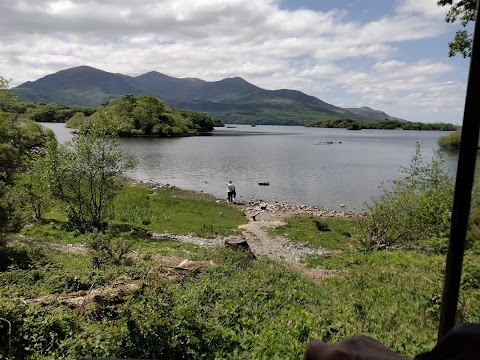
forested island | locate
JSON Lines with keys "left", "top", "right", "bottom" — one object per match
{"left": 306, "top": 118, "right": 458, "bottom": 131}
{"left": 3, "top": 93, "right": 223, "bottom": 137}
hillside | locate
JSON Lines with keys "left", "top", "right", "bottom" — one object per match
{"left": 344, "top": 106, "right": 406, "bottom": 121}
{"left": 15, "top": 66, "right": 402, "bottom": 125}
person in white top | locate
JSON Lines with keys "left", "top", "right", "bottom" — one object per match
{"left": 225, "top": 180, "right": 235, "bottom": 202}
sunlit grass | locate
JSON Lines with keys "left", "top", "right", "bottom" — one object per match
{"left": 111, "top": 184, "right": 247, "bottom": 237}
{"left": 269, "top": 215, "right": 362, "bottom": 251}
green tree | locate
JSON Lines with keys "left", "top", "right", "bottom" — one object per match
{"left": 0, "top": 77, "right": 55, "bottom": 239}
{"left": 47, "top": 114, "right": 136, "bottom": 231}
{"left": 438, "top": 0, "right": 477, "bottom": 57}
{"left": 179, "top": 110, "right": 218, "bottom": 132}
{"left": 65, "top": 112, "right": 87, "bottom": 129}
{"left": 132, "top": 94, "right": 166, "bottom": 134}
{"left": 18, "top": 154, "right": 54, "bottom": 220}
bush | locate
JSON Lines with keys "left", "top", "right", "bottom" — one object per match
{"left": 86, "top": 230, "right": 133, "bottom": 268}
{"left": 0, "top": 300, "right": 80, "bottom": 359}
{"left": 437, "top": 130, "right": 462, "bottom": 150}
{"left": 360, "top": 144, "right": 454, "bottom": 252}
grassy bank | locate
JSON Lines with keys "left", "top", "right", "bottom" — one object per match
{"left": 110, "top": 185, "right": 247, "bottom": 237}
{"left": 2, "top": 185, "right": 480, "bottom": 358}
{"left": 268, "top": 215, "right": 362, "bottom": 251}
{"left": 22, "top": 184, "right": 248, "bottom": 243}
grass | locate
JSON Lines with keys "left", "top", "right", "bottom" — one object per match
{"left": 20, "top": 184, "right": 248, "bottom": 244}
{"left": 4, "top": 235, "right": 477, "bottom": 359}
{"left": 111, "top": 184, "right": 248, "bottom": 237}
{"left": 0, "top": 241, "right": 443, "bottom": 358}
{"left": 3, "top": 184, "right": 480, "bottom": 359}
{"left": 269, "top": 215, "right": 362, "bottom": 251}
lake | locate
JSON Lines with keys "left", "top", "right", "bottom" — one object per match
{"left": 43, "top": 123, "right": 458, "bottom": 211}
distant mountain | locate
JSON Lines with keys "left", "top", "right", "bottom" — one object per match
{"left": 344, "top": 106, "right": 406, "bottom": 122}
{"left": 15, "top": 66, "right": 404, "bottom": 125}
{"left": 16, "top": 66, "right": 143, "bottom": 106}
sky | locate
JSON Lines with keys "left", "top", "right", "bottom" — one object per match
{"left": 0, "top": 0, "right": 474, "bottom": 124}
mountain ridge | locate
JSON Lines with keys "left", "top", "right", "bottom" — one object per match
{"left": 14, "top": 65, "right": 405, "bottom": 125}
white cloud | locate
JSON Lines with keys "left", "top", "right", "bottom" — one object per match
{"left": 0, "top": 0, "right": 467, "bottom": 123}
{"left": 397, "top": 0, "right": 446, "bottom": 18}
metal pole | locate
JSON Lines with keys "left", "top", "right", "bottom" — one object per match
{"left": 438, "top": 0, "right": 480, "bottom": 340}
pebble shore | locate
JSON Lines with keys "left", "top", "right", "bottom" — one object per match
{"left": 133, "top": 180, "right": 360, "bottom": 218}
{"left": 239, "top": 199, "right": 359, "bottom": 219}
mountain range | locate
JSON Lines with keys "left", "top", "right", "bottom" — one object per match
{"left": 14, "top": 65, "right": 405, "bottom": 125}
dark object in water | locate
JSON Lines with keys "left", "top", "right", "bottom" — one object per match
{"left": 258, "top": 182, "right": 270, "bottom": 186}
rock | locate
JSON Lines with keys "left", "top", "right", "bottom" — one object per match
{"left": 177, "top": 259, "right": 215, "bottom": 270}
{"left": 224, "top": 238, "right": 256, "bottom": 259}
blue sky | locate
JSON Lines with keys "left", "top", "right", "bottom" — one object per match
{"left": 0, "top": 0, "right": 473, "bottom": 124}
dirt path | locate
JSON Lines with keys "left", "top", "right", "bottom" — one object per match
{"left": 152, "top": 206, "right": 343, "bottom": 280}
{"left": 238, "top": 218, "right": 325, "bottom": 263}
{"left": 238, "top": 211, "right": 339, "bottom": 280}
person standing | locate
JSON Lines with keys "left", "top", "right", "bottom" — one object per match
{"left": 226, "top": 180, "right": 234, "bottom": 202}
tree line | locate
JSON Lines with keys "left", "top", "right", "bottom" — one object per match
{"left": 306, "top": 118, "right": 458, "bottom": 131}
{"left": 2, "top": 91, "right": 223, "bottom": 137}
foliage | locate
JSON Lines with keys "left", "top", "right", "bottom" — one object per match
{"left": 85, "top": 229, "right": 133, "bottom": 268}
{"left": 0, "top": 77, "right": 55, "bottom": 238}
{"left": 307, "top": 118, "right": 458, "bottom": 131}
{"left": 360, "top": 144, "right": 454, "bottom": 251}
{"left": 46, "top": 117, "right": 136, "bottom": 232}
{"left": 64, "top": 111, "right": 86, "bottom": 128}
{"left": 179, "top": 109, "right": 223, "bottom": 131}
{"left": 0, "top": 77, "right": 20, "bottom": 113}
{"left": 0, "top": 242, "right": 445, "bottom": 359}
{"left": 466, "top": 166, "right": 480, "bottom": 247}
{"left": 438, "top": 0, "right": 477, "bottom": 57}
{"left": 18, "top": 155, "right": 54, "bottom": 220}
{"left": 436, "top": 129, "right": 478, "bottom": 151}
{"left": 67, "top": 94, "right": 221, "bottom": 137}
{"left": 28, "top": 103, "right": 96, "bottom": 123}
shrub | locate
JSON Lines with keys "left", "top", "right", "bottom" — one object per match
{"left": 360, "top": 144, "right": 454, "bottom": 252}
{"left": 86, "top": 230, "right": 133, "bottom": 268}
{"left": 437, "top": 130, "right": 462, "bottom": 150}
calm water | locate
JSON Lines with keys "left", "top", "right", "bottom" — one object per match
{"left": 43, "top": 123, "right": 458, "bottom": 211}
